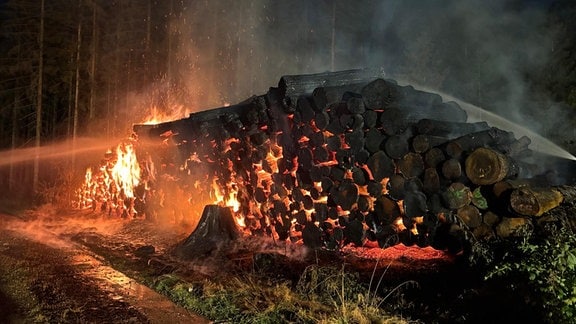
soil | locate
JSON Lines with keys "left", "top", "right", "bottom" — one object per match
{"left": 0, "top": 206, "right": 541, "bottom": 323}
{"left": 0, "top": 209, "right": 208, "bottom": 323}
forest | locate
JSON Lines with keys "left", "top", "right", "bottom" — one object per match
{"left": 0, "top": 0, "right": 575, "bottom": 200}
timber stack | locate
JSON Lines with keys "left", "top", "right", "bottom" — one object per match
{"left": 130, "top": 69, "right": 576, "bottom": 257}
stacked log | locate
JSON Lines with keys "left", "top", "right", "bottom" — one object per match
{"left": 129, "top": 69, "right": 576, "bottom": 256}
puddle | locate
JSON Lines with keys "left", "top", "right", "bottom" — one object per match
{"left": 69, "top": 250, "right": 209, "bottom": 323}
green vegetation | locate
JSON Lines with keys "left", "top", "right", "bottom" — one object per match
{"left": 485, "top": 225, "right": 576, "bottom": 323}
{"left": 152, "top": 265, "right": 412, "bottom": 323}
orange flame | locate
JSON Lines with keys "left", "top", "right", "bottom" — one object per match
{"left": 110, "top": 143, "right": 141, "bottom": 198}
{"left": 140, "top": 105, "right": 190, "bottom": 125}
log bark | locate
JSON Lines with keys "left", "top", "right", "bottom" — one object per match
{"left": 279, "top": 68, "right": 386, "bottom": 106}
{"left": 416, "top": 119, "right": 490, "bottom": 138}
{"left": 510, "top": 187, "right": 564, "bottom": 217}
{"left": 411, "top": 134, "right": 449, "bottom": 153}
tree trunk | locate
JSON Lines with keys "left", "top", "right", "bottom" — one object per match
{"left": 73, "top": 2, "right": 82, "bottom": 166}
{"left": 88, "top": 0, "right": 97, "bottom": 120}
{"left": 33, "top": 0, "right": 45, "bottom": 194}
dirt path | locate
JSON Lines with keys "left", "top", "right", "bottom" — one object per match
{"left": 0, "top": 213, "right": 209, "bottom": 323}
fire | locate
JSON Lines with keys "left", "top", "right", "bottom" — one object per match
{"left": 140, "top": 105, "right": 190, "bottom": 125}
{"left": 110, "top": 143, "right": 141, "bottom": 198}
{"left": 76, "top": 141, "right": 142, "bottom": 217}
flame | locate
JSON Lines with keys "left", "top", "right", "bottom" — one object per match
{"left": 111, "top": 143, "right": 141, "bottom": 198}
{"left": 76, "top": 141, "right": 142, "bottom": 216}
{"left": 140, "top": 105, "right": 190, "bottom": 125}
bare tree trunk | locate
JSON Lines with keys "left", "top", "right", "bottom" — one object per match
{"left": 33, "top": 0, "right": 45, "bottom": 194}
{"left": 89, "top": 0, "right": 97, "bottom": 120}
{"left": 166, "top": 0, "right": 174, "bottom": 107}
{"left": 10, "top": 80, "right": 18, "bottom": 192}
{"left": 73, "top": 1, "right": 82, "bottom": 167}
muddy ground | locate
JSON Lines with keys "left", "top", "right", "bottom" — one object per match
{"left": 0, "top": 209, "right": 208, "bottom": 323}
{"left": 0, "top": 206, "right": 541, "bottom": 323}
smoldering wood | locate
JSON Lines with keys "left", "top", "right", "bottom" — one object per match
{"left": 424, "top": 147, "right": 446, "bottom": 168}
{"left": 423, "top": 168, "right": 441, "bottom": 195}
{"left": 441, "top": 158, "right": 462, "bottom": 181}
{"left": 279, "top": 68, "right": 386, "bottom": 107}
{"left": 344, "top": 218, "right": 366, "bottom": 246}
{"left": 444, "top": 141, "right": 464, "bottom": 159}
{"left": 443, "top": 182, "right": 472, "bottom": 210}
{"left": 398, "top": 152, "right": 425, "bottom": 178}
{"left": 325, "top": 118, "right": 346, "bottom": 135}
{"left": 397, "top": 85, "right": 443, "bottom": 107}
{"left": 416, "top": 119, "right": 490, "bottom": 138}
{"left": 379, "top": 107, "right": 410, "bottom": 135}
{"left": 355, "top": 149, "right": 371, "bottom": 165}
{"left": 451, "top": 128, "right": 516, "bottom": 155}
{"left": 309, "top": 131, "right": 326, "bottom": 147}
{"left": 314, "top": 110, "right": 330, "bottom": 130}
{"left": 346, "top": 96, "right": 366, "bottom": 114}
{"left": 311, "top": 83, "right": 365, "bottom": 111}
{"left": 384, "top": 127, "right": 412, "bottom": 159}
{"left": 345, "top": 130, "right": 365, "bottom": 153}
{"left": 364, "top": 128, "right": 386, "bottom": 153}
{"left": 362, "top": 110, "right": 378, "bottom": 129}
{"left": 384, "top": 134, "right": 410, "bottom": 159}
{"left": 496, "top": 135, "right": 531, "bottom": 158}
{"left": 411, "top": 134, "right": 449, "bottom": 153}
{"left": 373, "top": 195, "right": 402, "bottom": 225}
{"left": 457, "top": 205, "right": 482, "bottom": 228}
{"left": 404, "top": 189, "right": 428, "bottom": 218}
{"left": 361, "top": 78, "right": 402, "bottom": 110}
{"left": 367, "top": 180, "right": 384, "bottom": 198}
{"left": 366, "top": 150, "right": 395, "bottom": 182}
{"left": 326, "top": 135, "right": 341, "bottom": 151}
{"left": 388, "top": 174, "right": 406, "bottom": 200}
{"left": 313, "top": 146, "right": 331, "bottom": 163}
{"left": 333, "top": 179, "right": 358, "bottom": 210}
{"left": 351, "top": 167, "right": 368, "bottom": 186}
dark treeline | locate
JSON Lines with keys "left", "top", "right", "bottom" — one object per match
{"left": 0, "top": 0, "right": 177, "bottom": 148}
{"left": 0, "top": 0, "right": 575, "bottom": 203}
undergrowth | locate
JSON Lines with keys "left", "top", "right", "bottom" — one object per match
{"left": 152, "top": 264, "right": 413, "bottom": 323}
{"left": 484, "top": 224, "right": 576, "bottom": 323}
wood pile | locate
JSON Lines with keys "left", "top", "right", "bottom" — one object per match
{"left": 132, "top": 69, "right": 576, "bottom": 255}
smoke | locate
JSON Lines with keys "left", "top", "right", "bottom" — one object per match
{"left": 156, "top": 0, "right": 572, "bottom": 152}
{"left": 1, "top": 208, "right": 126, "bottom": 249}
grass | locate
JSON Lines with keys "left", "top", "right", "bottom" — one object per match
{"left": 151, "top": 262, "right": 414, "bottom": 323}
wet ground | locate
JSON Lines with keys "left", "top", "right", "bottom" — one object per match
{"left": 0, "top": 206, "right": 541, "bottom": 323}
{"left": 0, "top": 211, "right": 208, "bottom": 323}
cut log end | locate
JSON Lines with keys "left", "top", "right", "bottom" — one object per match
{"left": 465, "top": 147, "right": 510, "bottom": 185}
{"left": 510, "top": 187, "right": 564, "bottom": 217}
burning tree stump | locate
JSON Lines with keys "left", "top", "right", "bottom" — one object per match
{"left": 175, "top": 205, "right": 240, "bottom": 258}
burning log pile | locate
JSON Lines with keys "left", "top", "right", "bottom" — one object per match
{"left": 81, "top": 69, "right": 576, "bottom": 256}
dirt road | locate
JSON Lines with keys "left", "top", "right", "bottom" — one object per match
{"left": 0, "top": 212, "right": 208, "bottom": 323}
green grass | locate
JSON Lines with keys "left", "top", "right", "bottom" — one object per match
{"left": 152, "top": 264, "right": 412, "bottom": 323}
